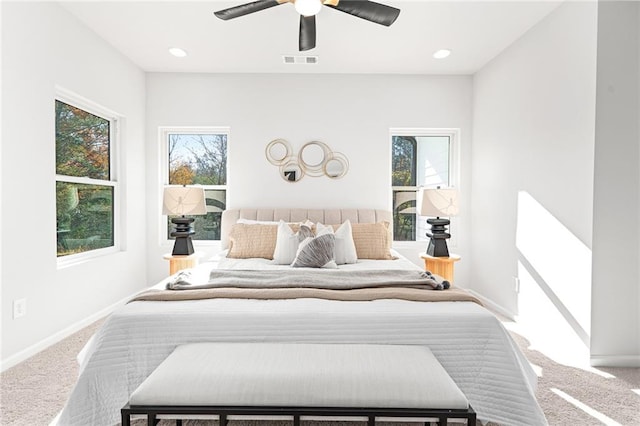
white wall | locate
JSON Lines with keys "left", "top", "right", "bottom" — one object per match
{"left": 1, "top": 2, "right": 147, "bottom": 368}
{"left": 590, "top": 1, "right": 640, "bottom": 367}
{"left": 0, "top": 1, "right": 4, "bottom": 367}
{"left": 471, "top": 2, "right": 598, "bottom": 361}
{"left": 145, "top": 73, "right": 473, "bottom": 285}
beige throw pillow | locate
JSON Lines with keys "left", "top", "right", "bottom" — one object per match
{"left": 227, "top": 224, "right": 277, "bottom": 259}
{"left": 348, "top": 222, "right": 395, "bottom": 260}
{"left": 227, "top": 222, "right": 302, "bottom": 259}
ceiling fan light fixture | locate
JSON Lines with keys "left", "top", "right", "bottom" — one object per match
{"left": 294, "top": 0, "right": 322, "bottom": 17}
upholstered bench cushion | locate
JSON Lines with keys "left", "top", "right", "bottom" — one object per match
{"left": 129, "top": 342, "right": 469, "bottom": 410}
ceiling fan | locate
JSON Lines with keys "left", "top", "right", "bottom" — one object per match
{"left": 214, "top": 0, "right": 400, "bottom": 51}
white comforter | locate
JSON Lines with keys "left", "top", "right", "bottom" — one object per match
{"left": 57, "top": 256, "right": 546, "bottom": 426}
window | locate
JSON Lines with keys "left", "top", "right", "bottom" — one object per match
{"left": 391, "top": 129, "right": 456, "bottom": 241}
{"left": 162, "top": 128, "right": 228, "bottom": 241}
{"left": 56, "top": 98, "right": 118, "bottom": 258}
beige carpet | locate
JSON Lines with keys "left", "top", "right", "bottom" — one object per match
{"left": 1, "top": 317, "right": 638, "bottom": 426}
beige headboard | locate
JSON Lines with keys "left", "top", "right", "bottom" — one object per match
{"left": 221, "top": 208, "right": 392, "bottom": 249}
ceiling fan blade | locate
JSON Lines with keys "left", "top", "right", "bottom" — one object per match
{"left": 299, "top": 15, "right": 316, "bottom": 51}
{"left": 327, "top": 0, "right": 400, "bottom": 26}
{"left": 214, "top": 0, "right": 283, "bottom": 20}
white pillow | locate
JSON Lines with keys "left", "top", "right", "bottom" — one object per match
{"left": 316, "top": 220, "right": 357, "bottom": 264}
{"left": 272, "top": 220, "right": 314, "bottom": 264}
{"left": 236, "top": 218, "right": 278, "bottom": 225}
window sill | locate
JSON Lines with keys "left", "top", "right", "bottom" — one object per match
{"left": 57, "top": 246, "right": 120, "bottom": 269}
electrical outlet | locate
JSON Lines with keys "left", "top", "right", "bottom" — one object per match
{"left": 513, "top": 277, "right": 520, "bottom": 293}
{"left": 13, "top": 298, "right": 26, "bottom": 319}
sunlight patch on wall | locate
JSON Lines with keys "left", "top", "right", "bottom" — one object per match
{"left": 516, "top": 191, "right": 592, "bottom": 368}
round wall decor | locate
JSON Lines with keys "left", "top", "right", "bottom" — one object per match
{"left": 266, "top": 138, "right": 348, "bottom": 182}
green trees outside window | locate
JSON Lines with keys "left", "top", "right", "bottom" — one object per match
{"left": 392, "top": 136, "right": 418, "bottom": 241}
{"left": 55, "top": 100, "right": 115, "bottom": 257}
{"left": 392, "top": 134, "right": 451, "bottom": 241}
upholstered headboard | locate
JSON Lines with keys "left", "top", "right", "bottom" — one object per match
{"left": 221, "top": 208, "right": 392, "bottom": 249}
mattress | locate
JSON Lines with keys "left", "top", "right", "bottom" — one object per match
{"left": 57, "top": 254, "right": 546, "bottom": 426}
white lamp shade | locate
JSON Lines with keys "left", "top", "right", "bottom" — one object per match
{"left": 417, "top": 188, "right": 459, "bottom": 217}
{"left": 162, "top": 186, "right": 207, "bottom": 216}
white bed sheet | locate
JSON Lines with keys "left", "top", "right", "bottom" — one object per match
{"left": 58, "top": 255, "right": 546, "bottom": 426}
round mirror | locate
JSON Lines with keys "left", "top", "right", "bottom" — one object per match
{"left": 279, "top": 159, "right": 305, "bottom": 183}
{"left": 300, "top": 142, "right": 325, "bottom": 167}
{"left": 266, "top": 139, "right": 292, "bottom": 166}
{"left": 299, "top": 141, "right": 330, "bottom": 177}
{"left": 324, "top": 152, "right": 349, "bottom": 179}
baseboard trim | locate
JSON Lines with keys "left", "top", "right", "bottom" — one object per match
{"left": 466, "top": 289, "right": 515, "bottom": 321}
{"left": 590, "top": 355, "right": 640, "bottom": 367}
{"left": 1, "top": 292, "right": 135, "bottom": 372}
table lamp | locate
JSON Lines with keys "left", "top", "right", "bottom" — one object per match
{"left": 417, "top": 187, "right": 459, "bottom": 257}
{"left": 162, "top": 185, "right": 207, "bottom": 255}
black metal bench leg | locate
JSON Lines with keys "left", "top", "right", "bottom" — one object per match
{"left": 176, "top": 419, "right": 183, "bottom": 426}
{"left": 293, "top": 414, "right": 300, "bottom": 426}
{"left": 467, "top": 405, "right": 477, "bottom": 425}
{"left": 220, "top": 413, "right": 228, "bottom": 426}
{"left": 368, "top": 415, "right": 376, "bottom": 425}
{"left": 147, "top": 413, "right": 156, "bottom": 426}
{"left": 121, "top": 410, "right": 130, "bottom": 426}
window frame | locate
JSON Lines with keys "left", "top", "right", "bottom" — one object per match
{"left": 390, "top": 128, "right": 460, "bottom": 245}
{"left": 55, "top": 88, "right": 122, "bottom": 267}
{"left": 159, "top": 126, "right": 230, "bottom": 246}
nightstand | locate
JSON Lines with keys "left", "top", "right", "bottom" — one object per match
{"left": 163, "top": 253, "right": 200, "bottom": 275}
{"left": 420, "top": 253, "right": 461, "bottom": 283}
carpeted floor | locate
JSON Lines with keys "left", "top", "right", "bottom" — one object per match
{"left": 1, "top": 318, "right": 105, "bottom": 426}
{"left": 1, "top": 317, "right": 638, "bottom": 426}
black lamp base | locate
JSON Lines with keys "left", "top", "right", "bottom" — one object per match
{"left": 426, "top": 217, "right": 451, "bottom": 257}
{"left": 170, "top": 217, "right": 196, "bottom": 256}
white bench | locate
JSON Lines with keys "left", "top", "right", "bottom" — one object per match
{"left": 121, "top": 343, "right": 476, "bottom": 426}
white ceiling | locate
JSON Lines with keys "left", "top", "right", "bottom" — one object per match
{"left": 60, "top": 0, "right": 562, "bottom": 74}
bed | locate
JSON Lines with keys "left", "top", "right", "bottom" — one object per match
{"left": 56, "top": 208, "right": 546, "bottom": 426}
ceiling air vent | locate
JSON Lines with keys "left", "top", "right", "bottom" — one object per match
{"left": 283, "top": 55, "right": 318, "bottom": 65}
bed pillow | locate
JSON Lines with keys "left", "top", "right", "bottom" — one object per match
{"left": 349, "top": 221, "right": 396, "bottom": 260}
{"left": 236, "top": 218, "right": 279, "bottom": 225}
{"left": 228, "top": 220, "right": 311, "bottom": 259}
{"left": 291, "top": 228, "right": 337, "bottom": 268}
{"left": 227, "top": 223, "right": 278, "bottom": 259}
{"left": 273, "top": 220, "right": 314, "bottom": 264}
{"left": 317, "top": 221, "right": 357, "bottom": 265}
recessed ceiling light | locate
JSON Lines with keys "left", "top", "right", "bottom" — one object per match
{"left": 433, "top": 49, "right": 451, "bottom": 59}
{"left": 169, "top": 47, "right": 188, "bottom": 58}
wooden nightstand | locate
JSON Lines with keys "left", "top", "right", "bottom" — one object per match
{"left": 420, "top": 253, "right": 461, "bottom": 283}
{"left": 163, "top": 253, "right": 200, "bottom": 275}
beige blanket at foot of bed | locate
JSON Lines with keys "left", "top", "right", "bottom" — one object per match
{"left": 131, "top": 285, "right": 482, "bottom": 304}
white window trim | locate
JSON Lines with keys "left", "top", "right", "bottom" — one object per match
{"left": 389, "top": 128, "right": 461, "bottom": 247}
{"left": 158, "top": 126, "right": 230, "bottom": 247}
{"left": 55, "top": 88, "right": 122, "bottom": 268}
